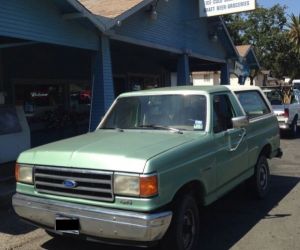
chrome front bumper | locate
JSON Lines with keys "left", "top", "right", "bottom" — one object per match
{"left": 12, "top": 193, "right": 172, "bottom": 243}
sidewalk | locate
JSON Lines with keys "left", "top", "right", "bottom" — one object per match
{"left": 0, "top": 162, "right": 16, "bottom": 207}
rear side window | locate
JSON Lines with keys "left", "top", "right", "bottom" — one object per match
{"left": 235, "top": 91, "right": 271, "bottom": 119}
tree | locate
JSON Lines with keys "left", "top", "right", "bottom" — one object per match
{"left": 223, "top": 5, "right": 298, "bottom": 79}
{"left": 288, "top": 14, "right": 300, "bottom": 55}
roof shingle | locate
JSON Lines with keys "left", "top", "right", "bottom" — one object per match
{"left": 78, "top": 0, "right": 146, "bottom": 18}
{"left": 236, "top": 45, "right": 251, "bottom": 57}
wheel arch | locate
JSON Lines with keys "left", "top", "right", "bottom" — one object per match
{"left": 259, "top": 143, "right": 272, "bottom": 159}
{"left": 170, "top": 180, "right": 206, "bottom": 207}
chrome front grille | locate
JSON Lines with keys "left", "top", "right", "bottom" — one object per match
{"left": 34, "top": 166, "right": 114, "bottom": 202}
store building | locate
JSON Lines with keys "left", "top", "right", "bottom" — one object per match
{"left": 0, "top": 0, "right": 239, "bottom": 146}
{"left": 193, "top": 44, "right": 260, "bottom": 86}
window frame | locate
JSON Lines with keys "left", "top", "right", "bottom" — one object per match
{"left": 212, "top": 93, "right": 237, "bottom": 134}
{"left": 235, "top": 90, "right": 271, "bottom": 120}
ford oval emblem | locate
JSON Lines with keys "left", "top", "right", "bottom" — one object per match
{"left": 63, "top": 180, "right": 77, "bottom": 188}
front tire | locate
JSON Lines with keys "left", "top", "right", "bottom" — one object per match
{"left": 249, "top": 155, "right": 270, "bottom": 199}
{"left": 160, "top": 194, "right": 200, "bottom": 250}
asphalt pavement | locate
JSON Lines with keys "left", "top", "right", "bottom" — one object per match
{"left": 0, "top": 134, "right": 300, "bottom": 250}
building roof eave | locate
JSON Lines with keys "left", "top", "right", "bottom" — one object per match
{"left": 249, "top": 47, "right": 261, "bottom": 69}
{"left": 66, "top": 0, "right": 155, "bottom": 32}
{"left": 105, "top": 0, "right": 155, "bottom": 30}
{"left": 218, "top": 16, "right": 239, "bottom": 60}
{"left": 236, "top": 45, "right": 261, "bottom": 70}
{"left": 66, "top": 0, "right": 107, "bottom": 31}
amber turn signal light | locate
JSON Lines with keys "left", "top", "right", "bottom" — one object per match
{"left": 15, "top": 163, "right": 20, "bottom": 182}
{"left": 140, "top": 175, "right": 158, "bottom": 197}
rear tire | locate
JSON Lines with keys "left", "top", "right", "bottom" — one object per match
{"left": 248, "top": 155, "right": 270, "bottom": 199}
{"left": 290, "top": 121, "right": 298, "bottom": 138}
{"left": 160, "top": 194, "right": 200, "bottom": 250}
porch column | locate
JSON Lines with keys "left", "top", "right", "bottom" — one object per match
{"left": 177, "top": 54, "right": 190, "bottom": 86}
{"left": 220, "top": 63, "right": 230, "bottom": 85}
{"left": 89, "top": 35, "right": 115, "bottom": 131}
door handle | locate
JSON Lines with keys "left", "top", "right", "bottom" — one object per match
{"left": 238, "top": 131, "right": 246, "bottom": 137}
{"left": 228, "top": 129, "right": 246, "bottom": 152}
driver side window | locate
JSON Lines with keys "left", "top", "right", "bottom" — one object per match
{"left": 213, "top": 94, "right": 235, "bottom": 133}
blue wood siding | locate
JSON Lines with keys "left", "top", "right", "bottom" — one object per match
{"left": 0, "top": 0, "right": 98, "bottom": 50}
{"left": 114, "top": 0, "right": 227, "bottom": 61}
{"left": 177, "top": 54, "right": 190, "bottom": 85}
{"left": 90, "top": 36, "right": 114, "bottom": 131}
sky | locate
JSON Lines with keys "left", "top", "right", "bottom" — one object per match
{"left": 258, "top": 0, "right": 300, "bottom": 15}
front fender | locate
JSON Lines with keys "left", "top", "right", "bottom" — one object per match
{"left": 145, "top": 138, "right": 216, "bottom": 209}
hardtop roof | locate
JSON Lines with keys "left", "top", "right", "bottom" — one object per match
{"left": 119, "top": 85, "right": 231, "bottom": 97}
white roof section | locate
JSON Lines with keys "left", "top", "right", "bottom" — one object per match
{"left": 225, "top": 85, "right": 262, "bottom": 92}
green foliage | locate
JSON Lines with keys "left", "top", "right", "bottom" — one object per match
{"left": 224, "top": 4, "right": 300, "bottom": 79}
{"left": 288, "top": 14, "right": 300, "bottom": 55}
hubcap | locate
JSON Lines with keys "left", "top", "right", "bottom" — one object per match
{"left": 182, "top": 209, "right": 196, "bottom": 250}
{"left": 259, "top": 164, "right": 268, "bottom": 190}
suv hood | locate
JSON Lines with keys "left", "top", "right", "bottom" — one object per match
{"left": 18, "top": 130, "right": 195, "bottom": 173}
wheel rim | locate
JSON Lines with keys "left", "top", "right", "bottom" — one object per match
{"left": 259, "top": 163, "right": 268, "bottom": 190}
{"left": 182, "top": 209, "right": 196, "bottom": 250}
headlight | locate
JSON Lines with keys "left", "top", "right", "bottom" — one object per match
{"left": 15, "top": 163, "right": 34, "bottom": 184}
{"left": 114, "top": 173, "right": 158, "bottom": 198}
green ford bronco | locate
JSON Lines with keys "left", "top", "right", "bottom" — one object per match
{"left": 13, "top": 86, "right": 282, "bottom": 250}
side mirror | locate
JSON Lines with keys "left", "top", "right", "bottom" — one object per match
{"left": 232, "top": 116, "right": 249, "bottom": 129}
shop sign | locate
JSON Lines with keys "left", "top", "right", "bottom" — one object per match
{"left": 234, "top": 61, "right": 244, "bottom": 76}
{"left": 234, "top": 61, "right": 250, "bottom": 77}
{"left": 199, "top": 0, "right": 256, "bottom": 17}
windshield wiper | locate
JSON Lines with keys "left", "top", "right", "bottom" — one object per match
{"left": 137, "top": 124, "right": 183, "bottom": 134}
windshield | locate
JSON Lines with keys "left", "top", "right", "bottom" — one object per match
{"left": 100, "top": 94, "right": 207, "bottom": 131}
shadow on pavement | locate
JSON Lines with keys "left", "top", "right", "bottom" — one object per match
{"left": 197, "top": 175, "right": 299, "bottom": 250}
{"left": 0, "top": 197, "right": 37, "bottom": 235}
{"left": 41, "top": 175, "right": 299, "bottom": 250}
{"left": 280, "top": 130, "right": 300, "bottom": 140}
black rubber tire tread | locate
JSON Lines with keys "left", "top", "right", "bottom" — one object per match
{"left": 160, "top": 194, "right": 200, "bottom": 250}
{"left": 290, "top": 119, "right": 298, "bottom": 138}
{"left": 249, "top": 155, "right": 270, "bottom": 199}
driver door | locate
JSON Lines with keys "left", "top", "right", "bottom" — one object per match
{"left": 213, "top": 94, "right": 249, "bottom": 191}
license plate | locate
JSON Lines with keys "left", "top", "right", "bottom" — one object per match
{"left": 55, "top": 216, "right": 79, "bottom": 234}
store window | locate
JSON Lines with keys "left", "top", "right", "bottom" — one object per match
{"left": 13, "top": 80, "right": 91, "bottom": 132}
{"left": 15, "top": 84, "right": 64, "bottom": 114}
{"left": 69, "top": 83, "right": 91, "bottom": 111}
{"left": 129, "top": 74, "right": 160, "bottom": 91}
